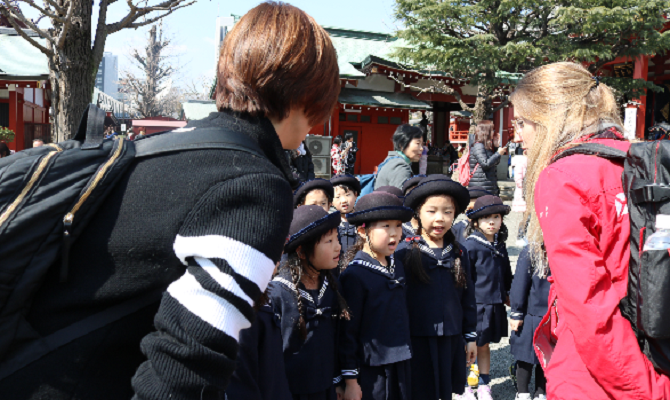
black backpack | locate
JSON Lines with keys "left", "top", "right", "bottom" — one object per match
{"left": 0, "top": 105, "right": 263, "bottom": 379}
{"left": 554, "top": 141, "right": 670, "bottom": 376}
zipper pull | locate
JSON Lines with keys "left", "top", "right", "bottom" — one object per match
{"left": 61, "top": 213, "right": 73, "bottom": 283}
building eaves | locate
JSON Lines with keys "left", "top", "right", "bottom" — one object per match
{"left": 339, "top": 88, "right": 431, "bottom": 110}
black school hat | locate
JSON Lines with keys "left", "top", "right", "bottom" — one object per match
{"left": 375, "top": 185, "right": 404, "bottom": 198}
{"left": 466, "top": 195, "right": 511, "bottom": 220}
{"left": 285, "top": 205, "right": 341, "bottom": 252}
{"left": 347, "top": 192, "right": 414, "bottom": 226}
{"left": 468, "top": 186, "right": 492, "bottom": 200}
{"left": 293, "top": 179, "right": 334, "bottom": 208}
{"left": 404, "top": 174, "right": 470, "bottom": 214}
{"left": 402, "top": 175, "right": 426, "bottom": 195}
{"left": 330, "top": 174, "right": 361, "bottom": 194}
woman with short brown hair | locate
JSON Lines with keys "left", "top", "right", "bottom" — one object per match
{"left": 129, "top": 3, "right": 341, "bottom": 399}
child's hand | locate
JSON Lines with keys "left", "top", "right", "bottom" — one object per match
{"left": 344, "top": 379, "right": 363, "bottom": 400}
{"left": 504, "top": 296, "right": 510, "bottom": 307}
{"left": 336, "top": 385, "right": 345, "bottom": 400}
{"left": 466, "top": 342, "right": 477, "bottom": 367}
{"left": 510, "top": 319, "right": 523, "bottom": 331}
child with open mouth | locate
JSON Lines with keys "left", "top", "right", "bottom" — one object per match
{"left": 338, "top": 192, "right": 414, "bottom": 400}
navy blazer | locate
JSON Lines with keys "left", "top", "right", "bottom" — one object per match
{"left": 268, "top": 270, "right": 340, "bottom": 394}
{"left": 510, "top": 247, "right": 551, "bottom": 321}
{"left": 462, "top": 231, "right": 513, "bottom": 305}
{"left": 226, "top": 301, "right": 292, "bottom": 400}
{"left": 396, "top": 239, "right": 477, "bottom": 341}
{"left": 338, "top": 220, "right": 358, "bottom": 256}
{"left": 451, "top": 220, "right": 469, "bottom": 244}
{"left": 338, "top": 251, "right": 412, "bottom": 379}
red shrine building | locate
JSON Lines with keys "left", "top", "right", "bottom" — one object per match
{"left": 0, "top": 20, "right": 51, "bottom": 152}
{"left": 306, "top": 27, "right": 519, "bottom": 175}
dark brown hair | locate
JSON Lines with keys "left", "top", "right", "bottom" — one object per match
{"left": 404, "top": 197, "right": 467, "bottom": 288}
{"left": 279, "top": 231, "right": 350, "bottom": 340}
{"left": 475, "top": 120, "right": 495, "bottom": 151}
{"left": 216, "top": 2, "right": 340, "bottom": 126}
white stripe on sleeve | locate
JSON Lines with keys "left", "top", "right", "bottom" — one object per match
{"left": 173, "top": 234, "right": 274, "bottom": 292}
{"left": 195, "top": 256, "right": 254, "bottom": 306}
{"left": 167, "top": 271, "right": 251, "bottom": 340}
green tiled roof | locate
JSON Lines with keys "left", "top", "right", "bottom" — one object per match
{"left": 182, "top": 100, "right": 217, "bottom": 121}
{"left": 0, "top": 34, "right": 49, "bottom": 78}
{"left": 325, "top": 26, "right": 405, "bottom": 78}
{"left": 339, "top": 88, "right": 431, "bottom": 110}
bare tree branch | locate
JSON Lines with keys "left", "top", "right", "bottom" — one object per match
{"left": 55, "top": 1, "right": 75, "bottom": 48}
{"left": 0, "top": 3, "right": 54, "bottom": 56}
{"left": 106, "top": 0, "right": 194, "bottom": 34}
{"left": 387, "top": 71, "right": 474, "bottom": 112}
{"left": 491, "top": 99, "right": 509, "bottom": 114}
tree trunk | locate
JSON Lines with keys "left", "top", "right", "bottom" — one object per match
{"left": 49, "top": 0, "right": 95, "bottom": 142}
{"left": 468, "top": 84, "right": 494, "bottom": 133}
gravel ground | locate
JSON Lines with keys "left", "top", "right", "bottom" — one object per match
{"left": 450, "top": 196, "right": 530, "bottom": 400}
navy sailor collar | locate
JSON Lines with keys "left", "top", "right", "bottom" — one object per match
{"left": 414, "top": 237, "right": 456, "bottom": 261}
{"left": 349, "top": 250, "right": 397, "bottom": 279}
{"left": 466, "top": 230, "right": 503, "bottom": 256}
{"left": 273, "top": 270, "right": 330, "bottom": 305}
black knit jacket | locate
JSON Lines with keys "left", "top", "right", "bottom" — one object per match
{"left": 468, "top": 142, "right": 501, "bottom": 195}
{"left": 0, "top": 111, "right": 296, "bottom": 400}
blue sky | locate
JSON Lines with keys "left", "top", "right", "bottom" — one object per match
{"left": 98, "top": 0, "right": 398, "bottom": 87}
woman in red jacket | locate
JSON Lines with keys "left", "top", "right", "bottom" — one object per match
{"left": 509, "top": 62, "right": 670, "bottom": 399}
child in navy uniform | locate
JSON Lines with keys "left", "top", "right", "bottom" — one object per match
{"left": 268, "top": 205, "right": 350, "bottom": 400}
{"left": 396, "top": 175, "right": 477, "bottom": 400}
{"left": 294, "top": 179, "right": 335, "bottom": 212}
{"left": 509, "top": 247, "right": 550, "bottom": 400}
{"left": 460, "top": 195, "right": 513, "bottom": 400}
{"left": 338, "top": 192, "right": 414, "bottom": 400}
{"left": 451, "top": 186, "right": 492, "bottom": 243}
{"left": 226, "top": 290, "right": 292, "bottom": 400}
{"left": 331, "top": 174, "right": 360, "bottom": 255}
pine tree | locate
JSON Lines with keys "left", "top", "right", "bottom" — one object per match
{"left": 393, "top": 0, "right": 670, "bottom": 131}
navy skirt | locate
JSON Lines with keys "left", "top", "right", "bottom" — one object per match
{"left": 292, "top": 387, "right": 336, "bottom": 400}
{"left": 410, "top": 335, "right": 466, "bottom": 400}
{"left": 510, "top": 313, "right": 543, "bottom": 365}
{"left": 359, "top": 360, "right": 411, "bottom": 400}
{"left": 476, "top": 303, "right": 508, "bottom": 346}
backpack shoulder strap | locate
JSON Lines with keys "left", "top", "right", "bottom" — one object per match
{"left": 134, "top": 127, "right": 264, "bottom": 159}
{"left": 73, "top": 104, "right": 106, "bottom": 150}
{"left": 376, "top": 155, "right": 402, "bottom": 175}
{"left": 551, "top": 143, "right": 627, "bottom": 163}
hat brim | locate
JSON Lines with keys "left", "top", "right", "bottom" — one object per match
{"left": 404, "top": 180, "right": 470, "bottom": 213}
{"left": 347, "top": 206, "right": 414, "bottom": 225}
{"left": 285, "top": 212, "right": 341, "bottom": 253}
{"left": 293, "top": 179, "right": 334, "bottom": 208}
{"left": 466, "top": 204, "right": 511, "bottom": 220}
{"left": 331, "top": 176, "right": 362, "bottom": 194}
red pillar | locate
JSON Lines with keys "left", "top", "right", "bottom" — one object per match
{"left": 16, "top": 90, "right": 24, "bottom": 150}
{"left": 7, "top": 85, "right": 20, "bottom": 152}
{"left": 634, "top": 56, "right": 649, "bottom": 139}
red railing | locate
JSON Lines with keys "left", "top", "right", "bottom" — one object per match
{"left": 449, "top": 130, "right": 469, "bottom": 143}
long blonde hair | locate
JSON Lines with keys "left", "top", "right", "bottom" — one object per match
{"left": 509, "top": 62, "right": 623, "bottom": 273}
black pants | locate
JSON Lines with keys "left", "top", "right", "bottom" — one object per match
{"left": 516, "top": 361, "right": 546, "bottom": 395}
